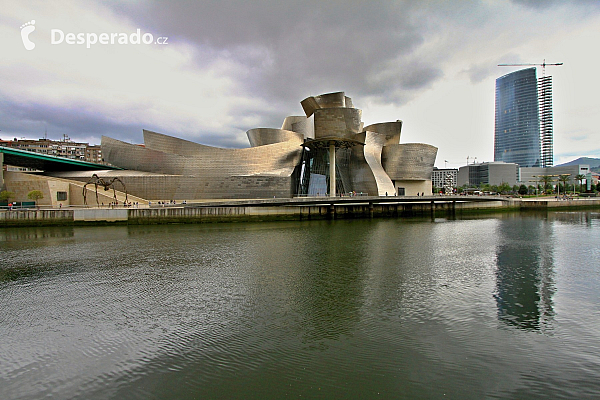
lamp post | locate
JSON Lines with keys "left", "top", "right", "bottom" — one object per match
{"left": 531, "top": 175, "right": 541, "bottom": 197}
{"left": 546, "top": 175, "right": 559, "bottom": 198}
{"left": 558, "top": 174, "right": 571, "bottom": 199}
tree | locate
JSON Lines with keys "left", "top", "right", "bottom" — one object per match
{"left": 0, "top": 190, "right": 15, "bottom": 203}
{"left": 498, "top": 182, "right": 511, "bottom": 194}
{"left": 558, "top": 174, "right": 570, "bottom": 196}
{"left": 518, "top": 184, "right": 528, "bottom": 195}
{"left": 575, "top": 174, "right": 586, "bottom": 193}
{"left": 27, "top": 190, "right": 44, "bottom": 202}
{"left": 539, "top": 175, "right": 553, "bottom": 194}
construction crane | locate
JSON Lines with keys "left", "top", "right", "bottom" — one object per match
{"left": 498, "top": 59, "right": 563, "bottom": 76}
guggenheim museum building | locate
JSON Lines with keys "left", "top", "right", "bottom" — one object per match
{"left": 17, "top": 92, "right": 437, "bottom": 204}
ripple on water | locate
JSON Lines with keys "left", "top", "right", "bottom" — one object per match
{"left": 1, "top": 218, "right": 600, "bottom": 399}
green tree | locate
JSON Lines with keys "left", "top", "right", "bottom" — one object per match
{"left": 558, "top": 174, "right": 570, "bottom": 196}
{"left": 575, "top": 174, "right": 585, "bottom": 193}
{"left": 0, "top": 190, "right": 15, "bottom": 203}
{"left": 27, "top": 190, "right": 44, "bottom": 202}
{"left": 539, "top": 175, "right": 553, "bottom": 194}
{"left": 498, "top": 182, "right": 511, "bottom": 194}
{"left": 518, "top": 184, "right": 528, "bottom": 195}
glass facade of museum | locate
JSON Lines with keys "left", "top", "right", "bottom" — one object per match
{"left": 494, "top": 68, "right": 541, "bottom": 168}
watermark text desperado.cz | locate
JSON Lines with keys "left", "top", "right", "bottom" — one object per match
{"left": 51, "top": 28, "right": 168, "bottom": 48}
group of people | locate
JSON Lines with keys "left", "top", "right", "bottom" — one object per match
{"left": 149, "top": 200, "right": 187, "bottom": 207}
{"left": 104, "top": 201, "right": 140, "bottom": 208}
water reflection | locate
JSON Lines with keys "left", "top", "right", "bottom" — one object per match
{"left": 2, "top": 215, "right": 600, "bottom": 399}
{"left": 0, "top": 226, "right": 74, "bottom": 242}
{"left": 494, "top": 216, "right": 555, "bottom": 332}
{"left": 292, "top": 221, "right": 370, "bottom": 346}
{"left": 548, "top": 211, "right": 600, "bottom": 228}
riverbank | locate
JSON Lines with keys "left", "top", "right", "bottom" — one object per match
{"left": 1, "top": 196, "right": 599, "bottom": 227}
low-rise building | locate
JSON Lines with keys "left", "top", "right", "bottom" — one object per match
{"left": 0, "top": 137, "right": 104, "bottom": 164}
{"left": 457, "top": 162, "right": 518, "bottom": 186}
{"left": 519, "top": 165, "right": 590, "bottom": 188}
{"left": 432, "top": 168, "right": 458, "bottom": 189}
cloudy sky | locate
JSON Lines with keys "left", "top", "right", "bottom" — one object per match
{"left": 1, "top": 0, "right": 599, "bottom": 167}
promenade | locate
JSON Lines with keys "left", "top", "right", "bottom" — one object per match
{"left": 1, "top": 196, "right": 599, "bottom": 227}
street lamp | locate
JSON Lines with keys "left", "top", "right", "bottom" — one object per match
{"left": 531, "top": 175, "right": 541, "bottom": 197}
{"left": 547, "top": 175, "right": 559, "bottom": 198}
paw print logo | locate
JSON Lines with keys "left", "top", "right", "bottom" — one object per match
{"left": 20, "top": 20, "right": 36, "bottom": 50}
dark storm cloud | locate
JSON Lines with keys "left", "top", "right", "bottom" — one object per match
{"left": 511, "top": 0, "right": 600, "bottom": 10}
{"left": 0, "top": 98, "right": 252, "bottom": 148}
{"left": 107, "top": 0, "right": 459, "bottom": 111}
{"left": 4, "top": 0, "right": 600, "bottom": 151}
{"left": 0, "top": 100, "right": 144, "bottom": 144}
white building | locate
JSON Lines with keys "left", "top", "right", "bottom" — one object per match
{"left": 520, "top": 165, "right": 590, "bottom": 188}
{"left": 432, "top": 168, "right": 458, "bottom": 189}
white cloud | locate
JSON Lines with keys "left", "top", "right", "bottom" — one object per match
{"left": 0, "top": 0, "right": 599, "bottom": 165}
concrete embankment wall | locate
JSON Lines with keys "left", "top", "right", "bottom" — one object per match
{"left": 1, "top": 199, "right": 598, "bottom": 227}
{"left": 0, "top": 209, "right": 74, "bottom": 226}
{"left": 520, "top": 199, "right": 600, "bottom": 209}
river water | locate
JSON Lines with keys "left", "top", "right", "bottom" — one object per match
{"left": 1, "top": 212, "right": 599, "bottom": 399}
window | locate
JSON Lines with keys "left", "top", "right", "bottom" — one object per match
{"left": 56, "top": 192, "right": 67, "bottom": 201}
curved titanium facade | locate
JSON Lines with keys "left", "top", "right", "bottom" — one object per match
{"left": 494, "top": 68, "right": 541, "bottom": 167}
{"left": 364, "top": 122, "right": 403, "bottom": 146}
{"left": 314, "top": 108, "right": 363, "bottom": 140}
{"left": 301, "top": 91, "right": 348, "bottom": 117}
{"left": 382, "top": 143, "right": 437, "bottom": 180}
{"left": 102, "top": 92, "right": 437, "bottom": 199}
{"left": 362, "top": 131, "right": 395, "bottom": 195}
{"left": 246, "top": 128, "right": 304, "bottom": 147}
{"left": 102, "top": 131, "right": 303, "bottom": 199}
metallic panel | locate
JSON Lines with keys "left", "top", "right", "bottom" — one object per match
{"left": 102, "top": 131, "right": 303, "bottom": 199}
{"left": 247, "top": 128, "right": 304, "bottom": 147}
{"left": 314, "top": 108, "right": 362, "bottom": 140}
{"left": 363, "top": 131, "right": 395, "bottom": 195}
{"left": 344, "top": 96, "right": 353, "bottom": 108}
{"left": 363, "top": 121, "right": 403, "bottom": 146}
{"left": 348, "top": 132, "right": 379, "bottom": 196}
{"left": 143, "top": 130, "right": 215, "bottom": 156}
{"left": 300, "top": 92, "right": 348, "bottom": 117}
{"left": 382, "top": 143, "right": 438, "bottom": 180}
{"left": 281, "top": 115, "right": 314, "bottom": 139}
{"left": 99, "top": 92, "right": 438, "bottom": 200}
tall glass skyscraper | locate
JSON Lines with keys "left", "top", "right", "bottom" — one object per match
{"left": 494, "top": 68, "right": 541, "bottom": 168}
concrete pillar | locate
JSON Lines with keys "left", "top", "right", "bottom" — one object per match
{"left": 329, "top": 142, "right": 336, "bottom": 197}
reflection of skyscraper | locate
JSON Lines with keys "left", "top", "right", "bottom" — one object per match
{"left": 494, "top": 68, "right": 541, "bottom": 168}
{"left": 494, "top": 217, "right": 555, "bottom": 332}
